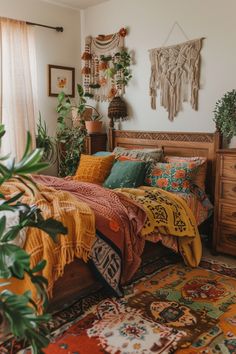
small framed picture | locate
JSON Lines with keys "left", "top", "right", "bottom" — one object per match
{"left": 48, "top": 64, "right": 75, "bottom": 97}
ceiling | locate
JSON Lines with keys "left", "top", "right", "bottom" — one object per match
{"left": 41, "top": 0, "right": 109, "bottom": 10}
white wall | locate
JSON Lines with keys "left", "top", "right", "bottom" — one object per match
{"left": 83, "top": 0, "right": 236, "bottom": 133}
{"left": 0, "top": 0, "right": 81, "bottom": 137}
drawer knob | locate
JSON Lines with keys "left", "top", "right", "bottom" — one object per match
{"left": 233, "top": 186, "right": 236, "bottom": 192}
{"left": 232, "top": 212, "right": 236, "bottom": 218}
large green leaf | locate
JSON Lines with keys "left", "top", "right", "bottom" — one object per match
{"left": 0, "top": 129, "right": 67, "bottom": 353}
{"left": 57, "top": 91, "right": 65, "bottom": 103}
{"left": 1, "top": 291, "right": 50, "bottom": 353}
{"left": 31, "top": 260, "right": 46, "bottom": 274}
{"left": 22, "top": 132, "right": 32, "bottom": 160}
{"left": 0, "top": 124, "right": 5, "bottom": 140}
{"left": 0, "top": 217, "right": 6, "bottom": 239}
{"left": 32, "top": 218, "right": 67, "bottom": 241}
{"left": 77, "top": 83, "right": 84, "bottom": 97}
{"left": 0, "top": 244, "right": 30, "bottom": 279}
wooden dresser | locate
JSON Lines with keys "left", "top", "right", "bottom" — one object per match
{"left": 84, "top": 133, "right": 107, "bottom": 155}
{"left": 213, "top": 149, "right": 236, "bottom": 256}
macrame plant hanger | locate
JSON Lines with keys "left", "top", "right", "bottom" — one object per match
{"left": 149, "top": 22, "right": 204, "bottom": 121}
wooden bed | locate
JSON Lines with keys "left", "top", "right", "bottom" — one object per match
{"left": 48, "top": 128, "right": 221, "bottom": 311}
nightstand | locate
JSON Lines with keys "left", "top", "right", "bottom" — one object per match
{"left": 213, "top": 149, "right": 236, "bottom": 256}
{"left": 84, "top": 133, "right": 107, "bottom": 155}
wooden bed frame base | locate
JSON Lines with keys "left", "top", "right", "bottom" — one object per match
{"left": 48, "top": 128, "right": 221, "bottom": 312}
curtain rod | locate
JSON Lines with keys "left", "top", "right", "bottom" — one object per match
{"left": 26, "top": 21, "right": 63, "bottom": 32}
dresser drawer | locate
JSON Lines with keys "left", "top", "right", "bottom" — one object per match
{"left": 219, "top": 203, "right": 236, "bottom": 225}
{"left": 216, "top": 224, "right": 236, "bottom": 256}
{"left": 221, "top": 155, "right": 236, "bottom": 179}
{"left": 220, "top": 180, "right": 236, "bottom": 201}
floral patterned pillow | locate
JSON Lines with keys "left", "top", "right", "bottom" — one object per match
{"left": 145, "top": 161, "right": 201, "bottom": 193}
{"left": 164, "top": 156, "right": 207, "bottom": 191}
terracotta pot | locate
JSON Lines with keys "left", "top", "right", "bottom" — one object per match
{"left": 85, "top": 121, "right": 103, "bottom": 134}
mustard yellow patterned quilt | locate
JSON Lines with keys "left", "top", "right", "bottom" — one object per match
{"left": 116, "top": 186, "right": 202, "bottom": 267}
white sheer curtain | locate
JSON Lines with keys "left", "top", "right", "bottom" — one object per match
{"left": 0, "top": 17, "right": 38, "bottom": 160}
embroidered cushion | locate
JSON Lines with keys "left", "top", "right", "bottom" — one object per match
{"left": 103, "top": 160, "right": 147, "bottom": 189}
{"left": 73, "top": 154, "right": 115, "bottom": 184}
{"left": 113, "top": 146, "right": 163, "bottom": 162}
{"left": 145, "top": 161, "right": 201, "bottom": 193}
{"left": 164, "top": 156, "right": 207, "bottom": 190}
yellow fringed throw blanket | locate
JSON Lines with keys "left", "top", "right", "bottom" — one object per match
{"left": 0, "top": 180, "right": 95, "bottom": 310}
{"left": 116, "top": 186, "right": 202, "bottom": 268}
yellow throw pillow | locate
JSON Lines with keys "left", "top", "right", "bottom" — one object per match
{"left": 73, "top": 154, "right": 115, "bottom": 184}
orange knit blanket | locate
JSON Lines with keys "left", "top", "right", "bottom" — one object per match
{"left": 0, "top": 180, "right": 95, "bottom": 310}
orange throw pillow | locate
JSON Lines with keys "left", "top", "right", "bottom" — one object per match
{"left": 73, "top": 154, "right": 115, "bottom": 184}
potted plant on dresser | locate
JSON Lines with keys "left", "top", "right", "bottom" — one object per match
{"left": 85, "top": 111, "right": 103, "bottom": 134}
{"left": 213, "top": 89, "right": 236, "bottom": 147}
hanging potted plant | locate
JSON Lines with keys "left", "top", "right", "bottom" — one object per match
{"left": 213, "top": 89, "right": 236, "bottom": 147}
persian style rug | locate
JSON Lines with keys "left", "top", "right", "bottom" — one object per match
{"left": 3, "top": 254, "right": 236, "bottom": 354}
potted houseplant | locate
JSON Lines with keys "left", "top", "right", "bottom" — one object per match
{"left": 57, "top": 84, "right": 102, "bottom": 131}
{"left": 85, "top": 111, "right": 103, "bottom": 134}
{"left": 56, "top": 84, "right": 102, "bottom": 177}
{"left": 36, "top": 112, "right": 56, "bottom": 163}
{"left": 213, "top": 89, "right": 236, "bottom": 147}
{"left": 0, "top": 124, "right": 67, "bottom": 353}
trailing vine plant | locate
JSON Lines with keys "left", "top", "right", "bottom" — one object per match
{"left": 0, "top": 124, "right": 67, "bottom": 353}
{"left": 56, "top": 84, "right": 101, "bottom": 177}
{"left": 56, "top": 126, "right": 87, "bottom": 177}
{"left": 103, "top": 49, "right": 132, "bottom": 90}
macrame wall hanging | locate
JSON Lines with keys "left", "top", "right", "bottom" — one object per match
{"left": 81, "top": 27, "right": 129, "bottom": 102}
{"left": 149, "top": 29, "right": 204, "bottom": 121}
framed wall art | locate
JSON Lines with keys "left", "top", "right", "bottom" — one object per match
{"left": 48, "top": 64, "right": 75, "bottom": 97}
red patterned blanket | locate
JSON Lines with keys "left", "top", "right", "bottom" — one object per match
{"left": 32, "top": 175, "right": 147, "bottom": 285}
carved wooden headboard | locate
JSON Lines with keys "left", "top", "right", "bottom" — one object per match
{"left": 108, "top": 128, "right": 222, "bottom": 199}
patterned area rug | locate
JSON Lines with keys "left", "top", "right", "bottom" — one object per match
{"left": 43, "top": 258, "right": 236, "bottom": 354}
{"left": 3, "top": 253, "right": 236, "bottom": 353}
